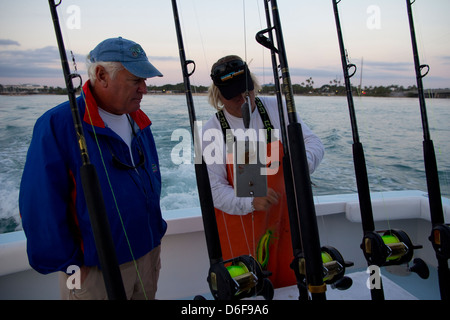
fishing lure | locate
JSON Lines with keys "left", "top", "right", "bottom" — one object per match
{"left": 256, "top": 230, "right": 274, "bottom": 268}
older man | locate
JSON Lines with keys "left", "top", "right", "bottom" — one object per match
{"left": 19, "top": 37, "right": 166, "bottom": 300}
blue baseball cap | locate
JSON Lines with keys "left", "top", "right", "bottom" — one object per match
{"left": 89, "top": 37, "right": 163, "bottom": 79}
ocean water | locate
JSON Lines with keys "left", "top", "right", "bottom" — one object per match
{"left": 0, "top": 94, "right": 449, "bottom": 234}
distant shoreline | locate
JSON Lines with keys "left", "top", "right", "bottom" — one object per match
{"left": 2, "top": 82, "right": 450, "bottom": 98}
{"left": 1, "top": 92, "right": 449, "bottom": 98}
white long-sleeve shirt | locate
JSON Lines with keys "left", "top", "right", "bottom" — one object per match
{"left": 201, "top": 96, "right": 324, "bottom": 215}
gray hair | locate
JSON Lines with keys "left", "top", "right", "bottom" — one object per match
{"left": 86, "top": 55, "right": 124, "bottom": 85}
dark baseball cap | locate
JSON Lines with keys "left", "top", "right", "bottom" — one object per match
{"left": 210, "top": 56, "right": 254, "bottom": 99}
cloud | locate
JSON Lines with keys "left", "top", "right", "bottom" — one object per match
{"left": 0, "top": 46, "right": 86, "bottom": 78}
{"left": 250, "top": 60, "right": 421, "bottom": 87}
{"left": 0, "top": 39, "right": 20, "bottom": 46}
{"left": 363, "top": 60, "right": 413, "bottom": 72}
{"left": 148, "top": 55, "right": 178, "bottom": 62}
{"left": 439, "top": 56, "right": 450, "bottom": 65}
{"left": 253, "top": 65, "right": 343, "bottom": 84}
{"left": 0, "top": 43, "right": 176, "bottom": 81}
{"left": 288, "top": 67, "right": 342, "bottom": 79}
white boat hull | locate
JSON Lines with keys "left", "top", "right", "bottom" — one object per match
{"left": 1, "top": 190, "right": 448, "bottom": 300}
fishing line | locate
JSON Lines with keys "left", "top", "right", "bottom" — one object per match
{"left": 353, "top": 96, "right": 394, "bottom": 233}
{"left": 48, "top": 0, "right": 127, "bottom": 300}
{"left": 222, "top": 157, "right": 252, "bottom": 257}
{"left": 173, "top": 0, "right": 275, "bottom": 300}
{"left": 267, "top": 6, "right": 308, "bottom": 260}
{"left": 242, "top": 0, "right": 257, "bottom": 262}
{"left": 57, "top": 9, "right": 84, "bottom": 95}
{"left": 179, "top": 0, "right": 246, "bottom": 262}
{"left": 181, "top": 0, "right": 214, "bottom": 115}
{"left": 407, "top": 0, "right": 449, "bottom": 299}
{"left": 55, "top": 2, "right": 148, "bottom": 299}
{"left": 334, "top": 1, "right": 432, "bottom": 301}
{"left": 243, "top": 0, "right": 248, "bottom": 65}
{"left": 190, "top": 0, "right": 210, "bottom": 69}
{"left": 409, "top": 3, "right": 449, "bottom": 198}
{"left": 179, "top": 0, "right": 198, "bottom": 97}
{"left": 220, "top": 209, "right": 234, "bottom": 259}
{"left": 411, "top": 2, "right": 427, "bottom": 68}
{"left": 257, "top": 0, "right": 324, "bottom": 299}
{"left": 81, "top": 91, "right": 148, "bottom": 300}
{"left": 255, "top": 0, "right": 267, "bottom": 87}
{"left": 335, "top": 7, "right": 395, "bottom": 234}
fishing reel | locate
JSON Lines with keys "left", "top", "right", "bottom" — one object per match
{"left": 429, "top": 224, "right": 450, "bottom": 260}
{"left": 206, "top": 255, "right": 274, "bottom": 300}
{"left": 292, "top": 246, "right": 354, "bottom": 292}
{"left": 321, "top": 246, "right": 354, "bottom": 289}
{"left": 361, "top": 229, "right": 429, "bottom": 279}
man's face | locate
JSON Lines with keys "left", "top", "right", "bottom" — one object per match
{"left": 104, "top": 68, "right": 147, "bottom": 115}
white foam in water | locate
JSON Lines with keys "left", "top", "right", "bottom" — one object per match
{"left": 0, "top": 187, "right": 21, "bottom": 231}
{"left": 160, "top": 163, "right": 199, "bottom": 211}
{"left": 160, "top": 191, "right": 199, "bottom": 212}
{"left": 1, "top": 95, "right": 449, "bottom": 234}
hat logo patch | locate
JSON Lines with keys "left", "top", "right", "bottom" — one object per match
{"left": 129, "top": 45, "right": 145, "bottom": 58}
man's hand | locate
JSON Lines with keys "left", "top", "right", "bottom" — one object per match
{"left": 252, "top": 188, "right": 279, "bottom": 211}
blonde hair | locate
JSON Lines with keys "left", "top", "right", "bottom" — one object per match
{"left": 207, "top": 55, "right": 262, "bottom": 111}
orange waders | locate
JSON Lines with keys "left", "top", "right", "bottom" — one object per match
{"left": 214, "top": 99, "right": 296, "bottom": 289}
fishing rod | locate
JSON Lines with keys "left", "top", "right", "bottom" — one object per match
{"left": 256, "top": 0, "right": 353, "bottom": 300}
{"left": 171, "top": 0, "right": 273, "bottom": 300}
{"left": 255, "top": 0, "right": 327, "bottom": 300}
{"left": 258, "top": 0, "right": 308, "bottom": 301}
{"left": 406, "top": 0, "right": 450, "bottom": 300}
{"left": 48, "top": 0, "right": 126, "bottom": 300}
{"left": 333, "top": 0, "right": 428, "bottom": 301}
{"left": 332, "top": 0, "right": 383, "bottom": 301}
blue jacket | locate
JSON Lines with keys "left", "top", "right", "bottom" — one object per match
{"left": 19, "top": 82, "right": 167, "bottom": 274}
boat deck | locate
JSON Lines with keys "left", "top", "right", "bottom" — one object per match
{"left": 185, "top": 267, "right": 440, "bottom": 300}
{"left": 0, "top": 190, "right": 447, "bottom": 300}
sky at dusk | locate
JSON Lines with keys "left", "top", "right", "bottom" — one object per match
{"left": 0, "top": 0, "right": 449, "bottom": 89}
